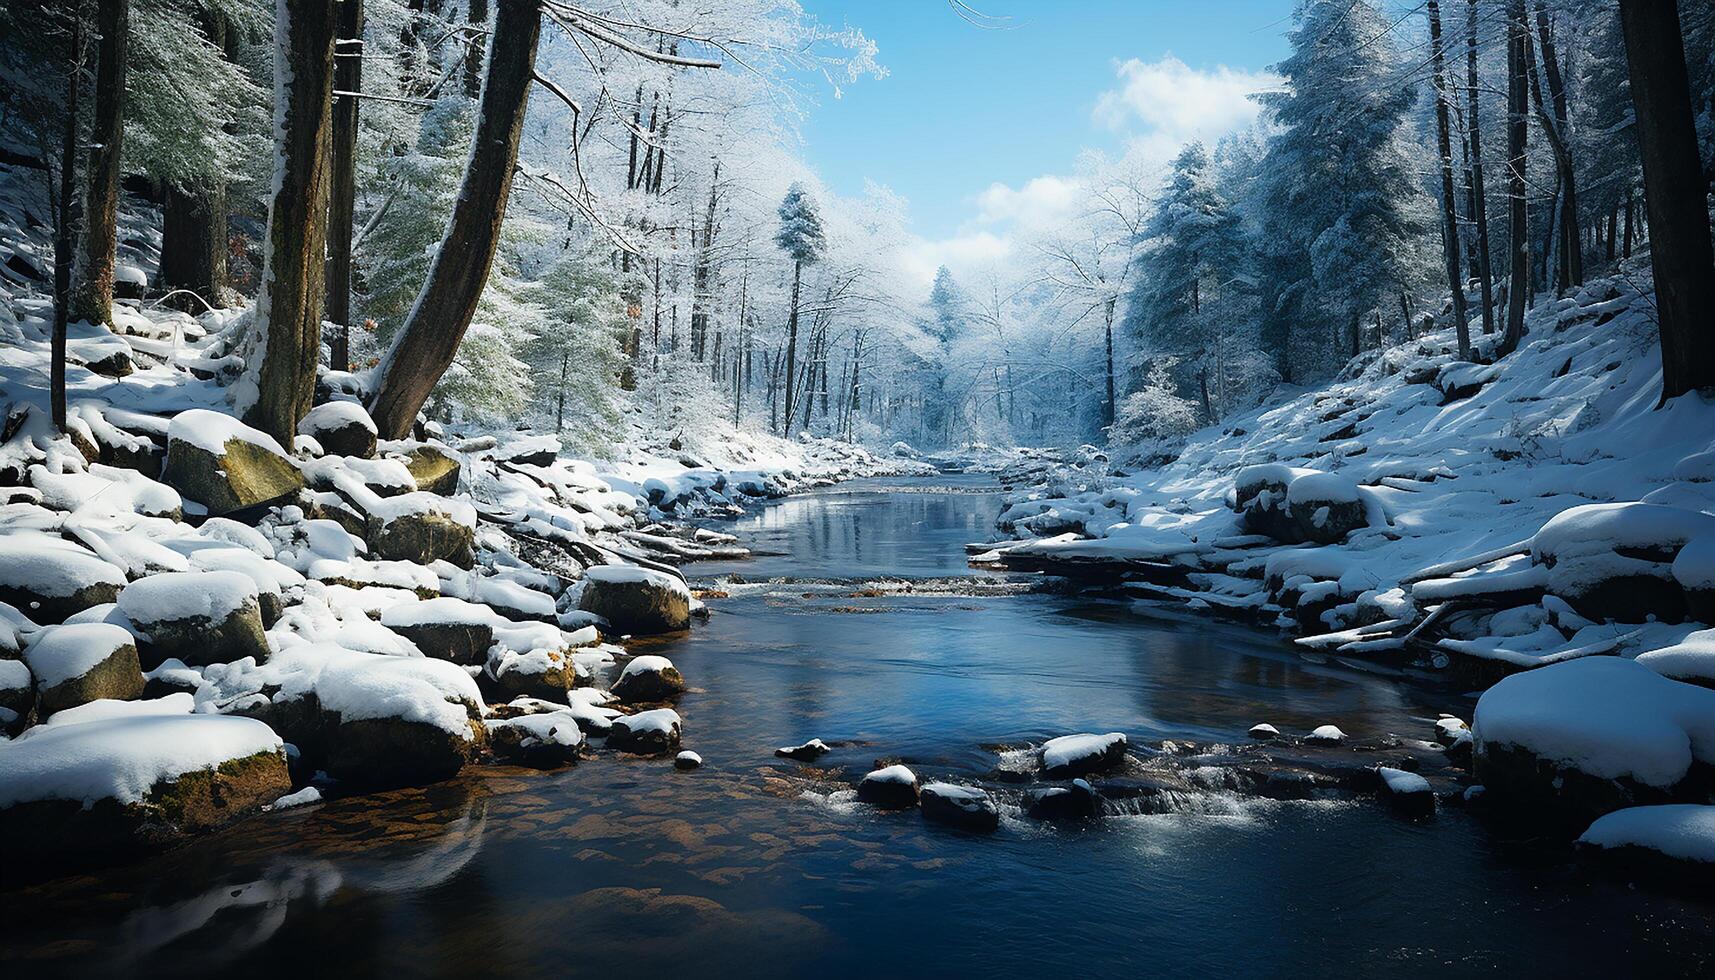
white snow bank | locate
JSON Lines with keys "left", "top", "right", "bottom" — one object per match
{"left": 0, "top": 531, "right": 127, "bottom": 599}
{"left": 1578, "top": 804, "right": 1715, "bottom": 863}
{"left": 1474, "top": 656, "right": 1715, "bottom": 788}
{"left": 118, "top": 570, "right": 257, "bottom": 626}
{"left": 1635, "top": 629, "right": 1715, "bottom": 686}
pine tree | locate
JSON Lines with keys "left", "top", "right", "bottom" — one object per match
{"left": 775, "top": 182, "right": 826, "bottom": 436}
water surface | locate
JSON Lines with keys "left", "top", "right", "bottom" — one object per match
{"left": 3, "top": 476, "right": 1712, "bottom": 977}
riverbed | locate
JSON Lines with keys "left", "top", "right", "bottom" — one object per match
{"left": 2, "top": 476, "right": 1712, "bottom": 977}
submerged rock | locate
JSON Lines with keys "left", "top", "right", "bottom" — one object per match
{"left": 920, "top": 782, "right": 1000, "bottom": 832}
{"left": 857, "top": 764, "right": 920, "bottom": 809}
{"left": 577, "top": 565, "right": 692, "bottom": 635}
{"left": 775, "top": 738, "right": 831, "bottom": 762}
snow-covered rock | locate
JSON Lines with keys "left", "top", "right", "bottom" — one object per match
{"left": 919, "top": 782, "right": 999, "bottom": 832}
{"left": 1474, "top": 657, "right": 1715, "bottom": 825}
{"left": 775, "top": 738, "right": 831, "bottom": 762}
{"left": 576, "top": 565, "right": 691, "bottom": 635}
{"left": 605, "top": 707, "right": 682, "bottom": 754}
{"left": 1234, "top": 465, "right": 1367, "bottom": 545}
{"left": 674, "top": 750, "right": 702, "bottom": 770}
{"left": 484, "top": 642, "right": 576, "bottom": 702}
{"left": 117, "top": 570, "right": 269, "bottom": 667}
{"left": 1578, "top": 804, "right": 1715, "bottom": 879}
{"left": 1530, "top": 503, "right": 1715, "bottom": 623}
{"left": 1024, "top": 778, "right": 1101, "bottom": 820}
{"left": 23, "top": 623, "right": 144, "bottom": 716}
{"left": 312, "top": 650, "right": 486, "bottom": 785}
{"left": 1376, "top": 766, "right": 1434, "bottom": 817}
{"left": 298, "top": 401, "right": 378, "bottom": 459}
{"left": 1306, "top": 724, "right": 1347, "bottom": 744}
{"left": 0, "top": 531, "right": 127, "bottom": 623}
{"left": 610, "top": 654, "right": 685, "bottom": 703}
{"left": 1636, "top": 629, "right": 1715, "bottom": 688}
{"left": 162, "top": 409, "right": 304, "bottom": 516}
{"left": 485, "top": 710, "right": 583, "bottom": 768}
{"left": 856, "top": 764, "right": 920, "bottom": 809}
{"left": 1248, "top": 723, "right": 1280, "bottom": 740}
{"left": 0, "top": 657, "right": 35, "bottom": 734}
{"left": 1039, "top": 732, "right": 1127, "bottom": 778}
{"left": 0, "top": 696, "right": 287, "bottom": 857}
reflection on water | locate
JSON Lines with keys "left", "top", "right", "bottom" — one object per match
{"left": 4, "top": 477, "right": 1713, "bottom": 977}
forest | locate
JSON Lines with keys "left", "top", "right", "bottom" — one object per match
{"left": 1, "top": 0, "right": 1714, "bottom": 974}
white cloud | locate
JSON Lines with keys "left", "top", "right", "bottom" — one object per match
{"left": 974, "top": 174, "right": 1083, "bottom": 231}
{"left": 1093, "top": 55, "right": 1277, "bottom": 142}
{"left": 901, "top": 231, "right": 1013, "bottom": 286}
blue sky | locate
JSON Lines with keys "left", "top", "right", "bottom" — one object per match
{"left": 798, "top": 0, "right": 1293, "bottom": 281}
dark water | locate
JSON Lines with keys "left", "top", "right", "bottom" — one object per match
{"left": 4, "top": 476, "right": 1713, "bottom": 978}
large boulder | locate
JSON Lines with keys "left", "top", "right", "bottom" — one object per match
{"left": 485, "top": 711, "right": 583, "bottom": 768}
{"left": 1577, "top": 804, "right": 1715, "bottom": 889}
{"left": 1530, "top": 503, "right": 1715, "bottom": 623}
{"left": 298, "top": 401, "right": 378, "bottom": 459}
{"left": 0, "top": 696, "right": 288, "bottom": 860}
{"left": 380, "top": 597, "right": 498, "bottom": 666}
{"left": 362, "top": 493, "right": 477, "bottom": 568}
{"left": 0, "top": 658, "right": 34, "bottom": 735}
{"left": 485, "top": 644, "right": 577, "bottom": 702}
{"left": 117, "top": 570, "right": 270, "bottom": 667}
{"left": 0, "top": 532, "right": 126, "bottom": 624}
{"left": 919, "top": 782, "right": 1000, "bottom": 832}
{"left": 1473, "top": 657, "right": 1715, "bottom": 829}
{"left": 315, "top": 652, "right": 486, "bottom": 785}
{"left": 1024, "top": 779, "right": 1102, "bottom": 820}
{"left": 577, "top": 565, "right": 692, "bottom": 635}
{"left": 1672, "top": 534, "right": 1715, "bottom": 624}
{"left": 162, "top": 409, "right": 304, "bottom": 517}
{"left": 610, "top": 655, "right": 685, "bottom": 703}
{"left": 24, "top": 623, "right": 144, "bottom": 716}
{"left": 1039, "top": 732, "right": 1128, "bottom": 779}
{"left": 606, "top": 708, "right": 682, "bottom": 754}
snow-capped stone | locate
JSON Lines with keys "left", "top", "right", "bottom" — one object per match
{"left": 0, "top": 697, "right": 287, "bottom": 857}
{"left": 1673, "top": 535, "right": 1715, "bottom": 623}
{"left": 674, "top": 750, "right": 702, "bottom": 770}
{"left": 362, "top": 492, "right": 477, "bottom": 568}
{"left": 1376, "top": 766, "right": 1434, "bottom": 817}
{"left": 23, "top": 623, "right": 143, "bottom": 716}
{"left": 485, "top": 643, "right": 576, "bottom": 702}
{"left": 606, "top": 707, "right": 682, "bottom": 754}
{"left": 399, "top": 444, "right": 461, "bottom": 496}
{"left": 0, "top": 657, "right": 35, "bottom": 735}
{"left": 380, "top": 596, "right": 499, "bottom": 665}
{"left": 775, "top": 738, "right": 831, "bottom": 762}
{"left": 1530, "top": 502, "right": 1715, "bottom": 623}
{"left": 1248, "top": 723, "right": 1280, "bottom": 740}
{"left": 1233, "top": 465, "right": 1367, "bottom": 545}
{"left": 1039, "top": 732, "right": 1128, "bottom": 778}
{"left": 298, "top": 401, "right": 378, "bottom": 459}
{"left": 314, "top": 650, "right": 486, "bottom": 785}
{"left": 1024, "top": 779, "right": 1101, "bottom": 820}
{"left": 919, "top": 782, "right": 999, "bottom": 832}
{"left": 857, "top": 764, "right": 920, "bottom": 809}
{"left": 486, "top": 710, "right": 583, "bottom": 768}
{"left": 1474, "top": 657, "right": 1715, "bottom": 825}
{"left": 1306, "top": 725, "right": 1347, "bottom": 744}
{"left": 162, "top": 409, "right": 304, "bottom": 516}
{"left": 1578, "top": 804, "right": 1715, "bottom": 873}
{"left": 0, "top": 531, "right": 127, "bottom": 624}
{"left": 577, "top": 565, "right": 692, "bottom": 635}
{"left": 610, "top": 655, "right": 685, "bottom": 703}
{"left": 1433, "top": 716, "right": 1470, "bottom": 744}
{"left": 117, "top": 570, "right": 269, "bottom": 667}
{"left": 1636, "top": 629, "right": 1715, "bottom": 688}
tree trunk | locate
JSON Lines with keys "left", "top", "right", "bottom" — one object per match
{"left": 1502, "top": 0, "right": 1530, "bottom": 356}
{"left": 1429, "top": 1, "right": 1470, "bottom": 358}
{"left": 70, "top": 0, "right": 126, "bottom": 326}
{"left": 1465, "top": 0, "right": 1496, "bottom": 336}
{"left": 781, "top": 259, "right": 801, "bottom": 436}
{"left": 464, "top": 0, "right": 487, "bottom": 99}
{"left": 161, "top": 182, "right": 227, "bottom": 309}
{"left": 326, "top": 0, "right": 362, "bottom": 373}
{"left": 1619, "top": 0, "right": 1715, "bottom": 400}
{"left": 240, "top": 0, "right": 337, "bottom": 445}
{"left": 53, "top": 3, "right": 90, "bottom": 432}
{"left": 1534, "top": 2, "right": 1581, "bottom": 290}
{"left": 1622, "top": 185, "right": 1634, "bottom": 258}
{"left": 368, "top": 0, "right": 541, "bottom": 439}
{"left": 1102, "top": 295, "right": 1116, "bottom": 427}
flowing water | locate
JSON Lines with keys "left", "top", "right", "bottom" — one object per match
{"left": 3, "top": 476, "right": 1713, "bottom": 977}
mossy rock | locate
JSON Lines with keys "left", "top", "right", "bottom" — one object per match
{"left": 369, "top": 510, "right": 476, "bottom": 569}
{"left": 163, "top": 434, "right": 303, "bottom": 517}
{"left": 323, "top": 714, "right": 483, "bottom": 786}
{"left": 402, "top": 445, "right": 461, "bottom": 496}
{"left": 390, "top": 621, "right": 495, "bottom": 667}
{"left": 133, "top": 597, "right": 271, "bottom": 669}
{"left": 35, "top": 640, "right": 144, "bottom": 717}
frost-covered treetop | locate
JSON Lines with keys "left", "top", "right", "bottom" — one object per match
{"left": 776, "top": 183, "right": 828, "bottom": 265}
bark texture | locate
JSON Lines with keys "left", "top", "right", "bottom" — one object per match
{"left": 327, "top": 0, "right": 363, "bottom": 372}
{"left": 70, "top": 0, "right": 127, "bottom": 326}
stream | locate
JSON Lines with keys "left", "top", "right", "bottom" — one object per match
{"left": 2, "top": 475, "right": 1712, "bottom": 977}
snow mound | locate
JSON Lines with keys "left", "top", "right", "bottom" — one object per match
{"left": 1635, "top": 629, "right": 1715, "bottom": 686}
{"left": 23, "top": 623, "right": 135, "bottom": 687}
{"left": 1578, "top": 804, "right": 1715, "bottom": 864}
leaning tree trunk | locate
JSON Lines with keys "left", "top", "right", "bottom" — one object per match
{"left": 1534, "top": 1, "right": 1581, "bottom": 291}
{"left": 1619, "top": 0, "right": 1715, "bottom": 400}
{"left": 70, "top": 0, "right": 127, "bottom": 327}
{"left": 781, "top": 259, "right": 802, "bottom": 436}
{"left": 239, "top": 0, "right": 337, "bottom": 445}
{"left": 1429, "top": 0, "right": 1470, "bottom": 359}
{"left": 464, "top": 0, "right": 486, "bottom": 99}
{"left": 326, "top": 0, "right": 362, "bottom": 372}
{"left": 1466, "top": 0, "right": 1495, "bottom": 336}
{"left": 53, "top": 3, "right": 90, "bottom": 432}
{"left": 1502, "top": 0, "right": 1530, "bottom": 356}
{"left": 368, "top": 0, "right": 541, "bottom": 439}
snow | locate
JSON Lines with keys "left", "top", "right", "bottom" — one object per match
{"left": 1578, "top": 804, "right": 1715, "bottom": 864}
{"left": 311, "top": 650, "right": 482, "bottom": 738}
{"left": 486, "top": 710, "right": 584, "bottom": 748}
{"left": 33, "top": 692, "right": 194, "bottom": 729}
{"left": 611, "top": 707, "right": 680, "bottom": 736}
{"left": 1041, "top": 732, "right": 1126, "bottom": 770}
{"left": 23, "top": 623, "right": 135, "bottom": 687}
{"left": 379, "top": 596, "right": 501, "bottom": 629}
{"left": 1635, "top": 629, "right": 1715, "bottom": 686}
{"left": 1531, "top": 502, "right": 1715, "bottom": 597}
{"left": 0, "top": 706, "right": 282, "bottom": 807}
{"left": 1308, "top": 725, "right": 1346, "bottom": 742}
{"left": 862, "top": 764, "right": 916, "bottom": 786}
{"left": 921, "top": 781, "right": 986, "bottom": 801}
{"left": 1474, "top": 657, "right": 1715, "bottom": 789}
{"left": 1286, "top": 471, "right": 1360, "bottom": 505}
{"left": 299, "top": 400, "right": 377, "bottom": 436}
{"left": 583, "top": 564, "right": 691, "bottom": 597}
{"left": 618, "top": 655, "right": 675, "bottom": 680}
{"left": 1672, "top": 534, "right": 1715, "bottom": 591}
{"left": 269, "top": 786, "right": 323, "bottom": 809}
{"left": 1377, "top": 766, "right": 1430, "bottom": 795}
{"left": 117, "top": 570, "right": 258, "bottom": 627}
{"left": 167, "top": 408, "right": 290, "bottom": 458}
